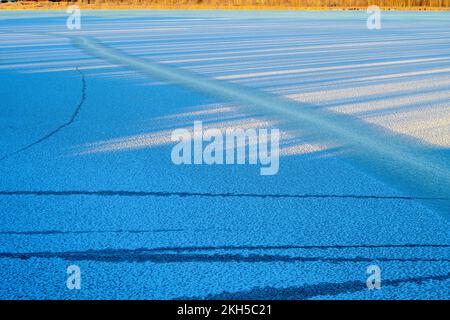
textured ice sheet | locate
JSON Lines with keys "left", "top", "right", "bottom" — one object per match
{"left": 0, "top": 10, "right": 449, "bottom": 299}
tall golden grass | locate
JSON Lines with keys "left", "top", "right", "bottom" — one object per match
{"left": 3, "top": 0, "right": 450, "bottom": 9}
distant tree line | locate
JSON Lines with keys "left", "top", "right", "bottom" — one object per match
{"left": 10, "top": 0, "right": 450, "bottom": 7}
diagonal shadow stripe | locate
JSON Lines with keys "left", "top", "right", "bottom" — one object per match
{"left": 189, "top": 272, "right": 450, "bottom": 300}
{"left": 71, "top": 36, "right": 450, "bottom": 216}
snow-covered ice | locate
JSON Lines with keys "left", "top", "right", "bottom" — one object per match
{"left": 0, "top": 10, "right": 449, "bottom": 299}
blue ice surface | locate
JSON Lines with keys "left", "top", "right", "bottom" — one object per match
{"left": 0, "top": 10, "right": 449, "bottom": 299}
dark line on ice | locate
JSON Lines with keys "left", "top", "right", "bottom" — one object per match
{"left": 193, "top": 272, "right": 450, "bottom": 300}
{"left": 0, "top": 250, "right": 449, "bottom": 264}
{"left": 0, "top": 67, "right": 86, "bottom": 162}
{"left": 0, "top": 190, "right": 446, "bottom": 201}
{"left": 0, "top": 229, "right": 184, "bottom": 235}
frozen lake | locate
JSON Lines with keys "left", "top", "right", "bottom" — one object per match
{"left": 0, "top": 10, "right": 449, "bottom": 299}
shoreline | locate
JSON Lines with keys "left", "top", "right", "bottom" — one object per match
{"left": 1, "top": 3, "right": 450, "bottom": 11}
